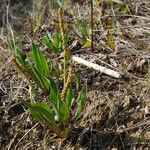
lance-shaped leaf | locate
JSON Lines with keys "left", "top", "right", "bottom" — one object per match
{"left": 49, "top": 79, "right": 69, "bottom": 126}
{"left": 32, "top": 43, "right": 50, "bottom": 77}
{"left": 27, "top": 58, "right": 49, "bottom": 90}
{"left": 39, "top": 51, "right": 50, "bottom": 77}
{"left": 32, "top": 43, "right": 43, "bottom": 73}
{"left": 75, "top": 86, "right": 87, "bottom": 119}
{"left": 53, "top": 33, "right": 61, "bottom": 49}
{"left": 22, "top": 101, "right": 60, "bottom": 132}
{"left": 16, "top": 48, "right": 26, "bottom": 68}
{"left": 44, "top": 33, "right": 59, "bottom": 53}
{"left": 26, "top": 59, "right": 41, "bottom": 86}
{"left": 57, "top": 98, "right": 69, "bottom": 126}
{"left": 49, "top": 78, "right": 59, "bottom": 106}
{"left": 66, "top": 86, "right": 73, "bottom": 110}
{"left": 48, "top": 79, "right": 61, "bottom": 124}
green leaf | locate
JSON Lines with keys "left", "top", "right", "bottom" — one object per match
{"left": 9, "top": 41, "right": 17, "bottom": 55}
{"left": 48, "top": 79, "right": 69, "bottom": 126}
{"left": 43, "top": 77, "right": 50, "bottom": 91}
{"left": 53, "top": 33, "right": 61, "bottom": 49}
{"left": 31, "top": 103, "right": 57, "bottom": 130}
{"left": 32, "top": 43, "right": 43, "bottom": 73}
{"left": 43, "top": 35, "right": 53, "bottom": 49}
{"left": 40, "top": 52, "right": 50, "bottom": 77}
{"left": 107, "top": 31, "right": 116, "bottom": 53}
{"left": 76, "top": 75, "right": 80, "bottom": 91}
{"left": 50, "top": 1, "right": 61, "bottom": 9}
{"left": 76, "top": 19, "right": 90, "bottom": 40}
{"left": 27, "top": 58, "right": 42, "bottom": 85}
{"left": 27, "top": 58, "right": 50, "bottom": 90}
{"left": 33, "top": 67, "right": 49, "bottom": 90}
{"left": 49, "top": 78, "right": 59, "bottom": 106}
{"left": 32, "top": 43, "right": 50, "bottom": 77}
{"left": 32, "top": 102, "right": 55, "bottom": 119}
{"left": 22, "top": 101, "right": 60, "bottom": 131}
{"left": 75, "top": 86, "right": 88, "bottom": 119}
{"left": 29, "top": 107, "right": 44, "bottom": 122}
{"left": 45, "top": 33, "right": 59, "bottom": 53}
{"left": 22, "top": 101, "right": 44, "bottom": 122}
{"left": 48, "top": 79, "right": 62, "bottom": 124}
{"left": 45, "top": 33, "right": 54, "bottom": 48}
{"left": 16, "top": 48, "right": 26, "bottom": 67}
{"left": 57, "top": 99, "right": 69, "bottom": 126}
{"left": 66, "top": 86, "right": 73, "bottom": 109}
{"left": 82, "top": 39, "right": 91, "bottom": 48}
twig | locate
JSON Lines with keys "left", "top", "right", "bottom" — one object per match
{"left": 72, "top": 56, "right": 120, "bottom": 78}
{"left": 14, "top": 123, "right": 39, "bottom": 150}
{"left": 8, "top": 133, "right": 18, "bottom": 150}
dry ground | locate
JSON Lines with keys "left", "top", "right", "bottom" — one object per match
{"left": 0, "top": 0, "right": 150, "bottom": 149}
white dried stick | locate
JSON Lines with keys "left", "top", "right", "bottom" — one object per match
{"left": 72, "top": 56, "right": 120, "bottom": 78}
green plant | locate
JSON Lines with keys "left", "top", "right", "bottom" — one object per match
{"left": 42, "top": 32, "right": 62, "bottom": 54}
{"left": 22, "top": 79, "right": 87, "bottom": 138}
{"left": 11, "top": 42, "right": 51, "bottom": 95}
{"left": 10, "top": 7, "right": 88, "bottom": 139}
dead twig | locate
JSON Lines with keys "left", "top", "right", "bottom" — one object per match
{"left": 8, "top": 133, "right": 18, "bottom": 150}
{"left": 14, "top": 123, "right": 39, "bottom": 150}
{"left": 72, "top": 56, "right": 120, "bottom": 78}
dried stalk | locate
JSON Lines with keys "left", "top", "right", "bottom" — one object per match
{"left": 72, "top": 56, "right": 120, "bottom": 78}
{"left": 58, "top": 7, "right": 70, "bottom": 85}
{"left": 61, "top": 65, "right": 74, "bottom": 101}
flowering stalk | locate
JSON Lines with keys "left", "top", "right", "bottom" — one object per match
{"left": 61, "top": 65, "right": 74, "bottom": 101}
{"left": 58, "top": 7, "right": 70, "bottom": 86}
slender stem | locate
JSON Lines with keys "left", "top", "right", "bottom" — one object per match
{"left": 91, "top": 0, "right": 94, "bottom": 52}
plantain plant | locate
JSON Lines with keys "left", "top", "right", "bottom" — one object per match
{"left": 10, "top": 6, "right": 87, "bottom": 139}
